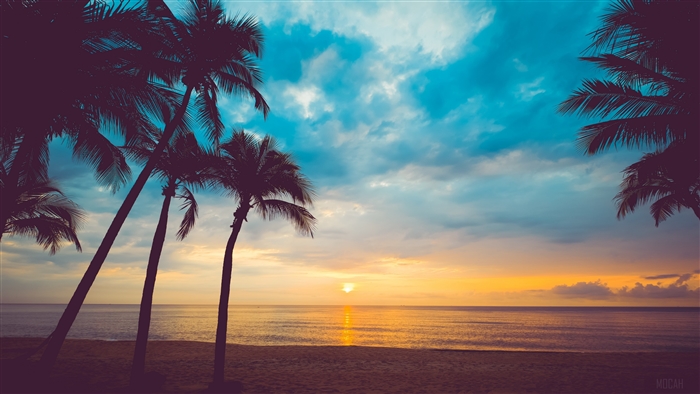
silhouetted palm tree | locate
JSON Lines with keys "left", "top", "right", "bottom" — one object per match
{"left": 1, "top": 0, "right": 181, "bottom": 231}
{"left": 559, "top": 0, "right": 698, "bottom": 224}
{"left": 616, "top": 143, "right": 700, "bottom": 226}
{"left": 125, "top": 131, "right": 214, "bottom": 387}
{"left": 211, "top": 130, "right": 315, "bottom": 387}
{"left": 40, "top": 0, "right": 270, "bottom": 371}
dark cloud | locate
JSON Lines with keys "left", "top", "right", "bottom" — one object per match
{"left": 618, "top": 283, "right": 699, "bottom": 299}
{"left": 550, "top": 280, "right": 613, "bottom": 299}
{"left": 644, "top": 274, "right": 681, "bottom": 280}
{"left": 550, "top": 272, "right": 699, "bottom": 300}
{"left": 674, "top": 273, "right": 693, "bottom": 286}
{"left": 641, "top": 272, "right": 696, "bottom": 285}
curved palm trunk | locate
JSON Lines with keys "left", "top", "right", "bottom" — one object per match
{"left": 38, "top": 86, "right": 194, "bottom": 376}
{"left": 130, "top": 182, "right": 176, "bottom": 387}
{"left": 213, "top": 205, "right": 249, "bottom": 385}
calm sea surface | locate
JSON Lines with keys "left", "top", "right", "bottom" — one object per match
{"left": 1, "top": 305, "right": 698, "bottom": 352}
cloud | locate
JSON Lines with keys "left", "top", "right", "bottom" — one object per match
{"left": 250, "top": 2, "right": 495, "bottom": 66}
{"left": 512, "top": 58, "right": 528, "bottom": 72}
{"left": 618, "top": 283, "right": 699, "bottom": 299}
{"left": 674, "top": 273, "right": 693, "bottom": 285}
{"left": 548, "top": 273, "right": 699, "bottom": 301}
{"left": 550, "top": 280, "right": 613, "bottom": 299}
{"left": 516, "top": 77, "right": 546, "bottom": 101}
{"left": 642, "top": 272, "right": 697, "bottom": 285}
{"left": 644, "top": 274, "right": 682, "bottom": 280}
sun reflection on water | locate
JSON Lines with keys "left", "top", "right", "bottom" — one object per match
{"left": 341, "top": 305, "right": 353, "bottom": 345}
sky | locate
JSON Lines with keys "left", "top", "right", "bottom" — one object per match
{"left": 1, "top": 0, "right": 698, "bottom": 306}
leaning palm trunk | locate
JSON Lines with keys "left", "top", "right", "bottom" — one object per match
{"left": 130, "top": 183, "right": 177, "bottom": 386}
{"left": 213, "top": 204, "right": 249, "bottom": 385}
{"left": 39, "top": 86, "right": 195, "bottom": 375}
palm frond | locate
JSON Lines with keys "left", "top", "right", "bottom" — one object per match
{"left": 615, "top": 183, "right": 670, "bottom": 220}
{"left": 10, "top": 216, "right": 82, "bottom": 254}
{"left": 649, "top": 194, "right": 685, "bottom": 227}
{"left": 225, "top": 13, "right": 264, "bottom": 58}
{"left": 194, "top": 85, "right": 225, "bottom": 145}
{"left": 614, "top": 143, "right": 699, "bottom": 225}
{"left": 577, "top": 114, "right": 690, "bottom": 154}
{"left": 215, "top": 71, "right": 270, "bottom": 118}
{"left": 176, "top": 186, "right": 199, "bottom": 240}
{"left": 256, "top": 199, "right": 316, "bottom": 237}
{"left": 10, "top": 135, "right": 51, "bottom": 188}
{"left": 4, "top": 179, "right": 85, "bottom": 254}
{"left": 558, "top": 79, "right": 682, "bottom": 119}
{"left": 586, "top": 0, "right": 699, "bottom": 78}
{"left": 581, "top": 54, "right": 682, "bottom": 93}
{"left": 71, "top": 128, "right": 131, "bottom": 193}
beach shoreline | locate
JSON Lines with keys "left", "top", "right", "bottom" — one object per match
{"left": 2, "top": 337, "right": 698, "bottom": 393}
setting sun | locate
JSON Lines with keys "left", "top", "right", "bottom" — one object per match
{"left": 342, "top": 283, "right": 355, "bottom": 293}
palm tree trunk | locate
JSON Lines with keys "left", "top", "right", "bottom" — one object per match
{"left": 38, "top": 86, "right": 194, "bottom": 376}
{"left": 213, "top": 205, "right": 248, "bottom": 385}
{"left": 130, "top": 182, "right": 176, "bottom": 387}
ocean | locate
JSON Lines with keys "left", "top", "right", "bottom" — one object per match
{"left": 1, "top": 304, "right": 698, "bottom": 352}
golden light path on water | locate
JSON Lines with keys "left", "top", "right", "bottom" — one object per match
{"left": 341, "top": 305, "right": 353, "bottom": 345}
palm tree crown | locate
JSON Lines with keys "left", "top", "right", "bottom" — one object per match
{"left": 126, "top": 130, "right": 214, "bottom": 239}
{"left": 616, "top": 143, "right": 700, "bottom": 226}
{"left": 2, "top": 0, "right": 181, "bottom": 192}
{"left": 559, "top": 0, "right": 698, "bottom": 224}
{"left": 216, "top": 131, "right": 316, "bottom": 233}
{"left": 175, "top": 0, "right": 270, "bottom": 144}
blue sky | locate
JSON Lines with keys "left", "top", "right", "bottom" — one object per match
{"left": 2, "top": 0, "right": 698, "bottom": 305}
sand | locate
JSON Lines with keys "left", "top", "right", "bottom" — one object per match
{"left": 1, "top": 337, "right": 698, "bottom": 393}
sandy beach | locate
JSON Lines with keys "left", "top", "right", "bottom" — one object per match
{"left": 1, "top": 338, "right": 698, "bottom": 393}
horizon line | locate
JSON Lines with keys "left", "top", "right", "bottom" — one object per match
{"left": 1, "top": 303, "right": 698, "bottom": 308}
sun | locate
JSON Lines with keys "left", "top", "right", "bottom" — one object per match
{"left": 342, "top": 283, "right": 354, "bottom": 293}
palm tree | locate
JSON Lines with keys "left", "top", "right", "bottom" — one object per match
{"left": 125, "top": 131, "right": 214, "bottom": 387}
{"left": 1, "top": 0, "right": 182, "bottom": 232}
{"left": 210, "top": 130, "right": 316, "bottom": 387}
{"left": 558, "top": 0, "right": 698, "bottom": 223}
{"left": 40, "top": 0, "right": 270, "bottom": 371}
{"left": 616, "top": 143, "right": 700, "bottom": 226}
